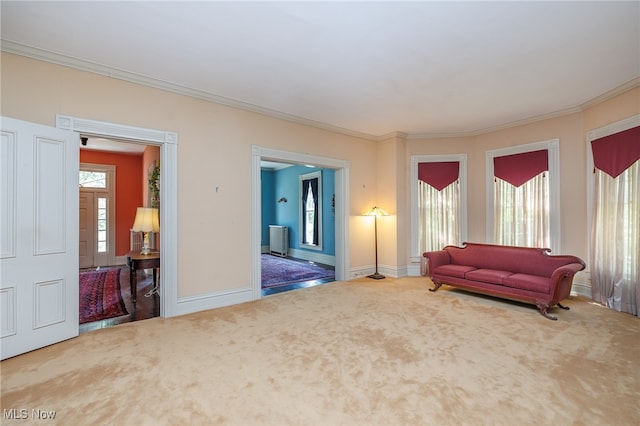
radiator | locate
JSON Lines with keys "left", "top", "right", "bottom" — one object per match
{"left": 269, "top": 225, "right": 288, "bottom": 257}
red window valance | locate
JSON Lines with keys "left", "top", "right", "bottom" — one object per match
{"left": 494, "top": 149, "right": 548, "bottom": 187}
{"left": 591, "top": 126, "right": 640, "bottom": 178}
{"left": 418, "top": 161, "right": 459, "bottom": 191}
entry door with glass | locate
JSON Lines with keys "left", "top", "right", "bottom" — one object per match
{"left": 79, "top": 164, "right": 115, "bottom": 268}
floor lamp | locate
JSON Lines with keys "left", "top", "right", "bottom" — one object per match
{"left": 365, "top": 206, "right": 389, "bottom": 280}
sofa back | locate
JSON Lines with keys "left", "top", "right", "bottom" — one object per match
{"left": 444, "top": 243, "right": 584, "bottom": 277}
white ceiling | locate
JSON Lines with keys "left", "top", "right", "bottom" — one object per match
{"left": 2, "top": 1, "right": 639, "bottom": 139}
{"left": 81, "top": 137, "right": 148, "bottom": 154}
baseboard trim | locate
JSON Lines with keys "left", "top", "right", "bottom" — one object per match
{"left": 349, "top": 264, "right": 408, "bottom": 280}
{"left": 286, "top": 248, "right": 336, "bottom": 266}
{"left": 407, "top": 264, "right": 422, "bottom": 277}
{"left": 261, "top": 246, "right": 336, "bottom": 266}
{"left": 349, "top": 265, "right": 374, "bottom": 279}
{"left": 571, "top": 270, "right": 592, "bottom": 298}
{"left": 379, "top": 264, "right": 408, "bottom": 278}
{"left": 176, "top": 287, "right": 254, "bottom": 317}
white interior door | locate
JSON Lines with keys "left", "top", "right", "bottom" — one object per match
{"left": 1, "top": 116, "right": 80, "bottom": 360}
{"left": 79, "top": 192, "right": 95, "bottom": 268}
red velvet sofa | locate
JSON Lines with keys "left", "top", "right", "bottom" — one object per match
{"left": 423, "top": 242, "right": 586, "bottom": 320}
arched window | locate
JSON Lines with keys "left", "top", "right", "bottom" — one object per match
{"left": 300, "top": 171, "right": 322, "bottom": 250}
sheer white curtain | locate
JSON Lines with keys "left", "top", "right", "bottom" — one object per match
{"left": 591, "top": 161, "right": 639, "bottom": 316}
{"left": 494, "top": 173, "right": 549, "bottom": 248}
{"left": 418, "top": 180, "right": 460, "bottom": 253}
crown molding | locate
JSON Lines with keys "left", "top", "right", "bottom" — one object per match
{"left": 407, "top": 77, "right": 640, "bottom": 140}
{"left": 579, "top": 76, "right": 640, "bottom": 110}
{"left": 1, "top": 40, "right": 379, "bottom": 141}
{"left": 406, "top": 106, "right": 584, "bottom": 140}
{"left": 374, "top": 131, "right": 408, "bottom": 141}
{"left": 3, "top": 40, "right": 638, "bottom": 142}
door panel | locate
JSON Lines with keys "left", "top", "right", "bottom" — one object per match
{"left": 79, "top": 192, "right": 95, "bottom": 268}
{"left": 1, "top": 116, "right": 79, "bottom": 360}
{"left": 34, "top": 137, "right": 67, "bottom": 254}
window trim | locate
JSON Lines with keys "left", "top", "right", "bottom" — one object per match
{"left": 485, "top": 139, "right": 560, "bottom": 253}
{"left": 410, "top": 154, "right": 467, "bottom": 262}
{"left": 299, "top": 170, "right": 322, "bottom": 251}
{"left": 586, "top": 114, "right": 640, "bottom": 272}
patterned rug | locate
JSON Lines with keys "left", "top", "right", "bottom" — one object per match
{"left": 262, "top": 254, "right": 335, "bottom": 289}
{"left": 79, "top": 268, "right": 129, "bottom": 324}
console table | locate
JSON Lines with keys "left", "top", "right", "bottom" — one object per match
{"left": 126, "top": 251, "right": 160, "bottom": 306}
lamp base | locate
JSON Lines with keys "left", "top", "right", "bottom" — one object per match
{"left": 367, "top": 272, "right": 386, "bottom": 280}
{"left": 140, "top": 232, "right": 151, "bottom": 255}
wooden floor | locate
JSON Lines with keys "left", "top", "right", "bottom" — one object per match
{"left": 79, "top": 265, "right": 159, "bottom": 334}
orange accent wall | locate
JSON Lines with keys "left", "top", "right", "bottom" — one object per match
{"left": 80, "top": 150, "right": 143, "bottom": 257}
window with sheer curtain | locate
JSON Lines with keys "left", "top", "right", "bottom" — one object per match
{"left": 494, "top": 173, "right": 549, "bottom": 248}
{"left": 493, "top": 149, "right": 550, "bottom": 249}
{"left": 417, "top": 162, "right": 461, "bottom": 253}
{"left": 590, "top": 125, "right": 640, "bottom": 317}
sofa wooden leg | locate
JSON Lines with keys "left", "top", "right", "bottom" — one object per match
{"left": 557, "top": 303, "right": 570, "bottom": 310}
{"left": 428, "top": 281, "right": 443, "bottom": 292}
{"left": 536, "top": 303, "right": 557, "bottom": 320}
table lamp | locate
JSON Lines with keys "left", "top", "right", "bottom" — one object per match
{"left": 131, "top": 207, "right": 159, "bottom": 255}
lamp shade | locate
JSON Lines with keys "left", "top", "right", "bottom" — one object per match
{"left": 364, "top": 206, "right": 389, "bottom": 217}
{"left": 131, "top": 207, "right": 160, "bottom": 233}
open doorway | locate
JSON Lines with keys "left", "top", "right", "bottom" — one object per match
{"left": 260, "top": 161, "right": 336, "bottom": 296}
{"left": 56, "top": 114, "right": 178, "bottom": 322}
{"left": 252, "top": 146, "right": 350, "bottom": 300}
{"left": 78, "top": 137, "right": 160, "bottom": 332}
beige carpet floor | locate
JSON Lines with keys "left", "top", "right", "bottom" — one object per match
{"left": 1, "top": 277, "right": 638, "bottom": 425}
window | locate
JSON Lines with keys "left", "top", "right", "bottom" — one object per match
{"left": 97, "top": 196, "right": 108, "bottom": 253}
{"left": 300, "top": 171, "right": 322, "bottom": 250}
{"left": 493, "top": 150, "right": 549, "bottom": 248}
{"left": 410, "top": 154, "right": 467, "bottom": 260}
{"left": 418, "top": 162, "right": 461, "bottom": 252}
{"left": 304, "top": 184, "right": 315, "bottom": 244}
{"left": 79, "top": 170, "right": 106, "bottom": 188}
{"left": 588, "top": 119, "right": 639, "bottom": 316}
{"left": 486, "top": 140, "right": 560, "bottom": 252}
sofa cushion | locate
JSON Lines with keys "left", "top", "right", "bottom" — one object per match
{"left": 465, "top": 269, "right": 513, "bottom": 285}
{"left": 433, "top": 264, "right": 476, "bottom": 278}
{"left": 503, "top": 273, "right": 550, "bottom": 294}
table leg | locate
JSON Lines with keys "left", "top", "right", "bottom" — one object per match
{"left": 130, "top": 262, "right": 137, "bottom": 306}
{"left": 153, "top": 268, "right": 157, "bottom": 291}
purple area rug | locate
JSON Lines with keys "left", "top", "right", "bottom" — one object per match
{"left": 79, "top": 269, "right": 129, "bottom": 324}
{"left": 261, "top": 254, "right": 335, "bottom": 288}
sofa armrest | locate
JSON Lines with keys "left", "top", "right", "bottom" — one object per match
{"left": 548, "top": 262, "right": 586, "bottom": 304}
{"left": 550, "top": 262, "right": 585, "bottom": 283}
{"left": 423, "top": 250, "right": 451, "bottom": 277}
